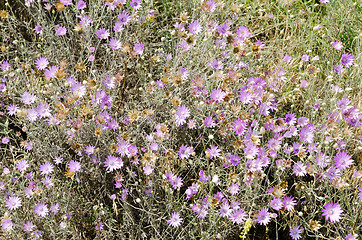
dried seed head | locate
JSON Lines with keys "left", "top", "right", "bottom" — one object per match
{"left": 55, "top": 2, "right": 65, "bottom": 11}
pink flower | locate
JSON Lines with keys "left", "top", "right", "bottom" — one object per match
{"left": 228, "top": 183, "right": 239, "bottom": 195}
{"left": 301, "top": 80, "right": 309, "bottom": 88}
{"left": 96, "top": 28, "right": 110, "bottom": 39}
{"left": 230, "top": 208, "right": 247, "bottom": 224}
{"left": 257, "top": 207, "right": 271, "bottom": 225}
{"left": 217, "top": 23, "right": 231, "bottom": 36}
{"left": 270, "top": 198, "right": 283, "bottom": 210}
{"left": 34, "top": 202, "right": 49, "bottom": 217}
{"left": 219, "top": 203, "right": 232, "bottom": 217}
{"left": 204, "top": 116, "right": 216, "bottom": 128}
{"left": 104, "top": 155, "right": 123, "bottom": 172}
{"left": 109, "top": 38, "right": 122, "bottom": 50}
{"left": 188, "top": 20, "right": 202, "bottom": 35}
{"left": 133, "top": 42, "right": 144, "bottom": 55}
{"left": 334, "top": 151, "right": 353, "bottom": 170}
{"left": 322, "top": 202, "right": 343, "bottom": 223}
{"left": 34, "top": 25, "right": 43, "bottom": 36}
{"left": 143, "top": 165, "right": 154, "bottom": 175}
{"left": 44, "top": 65, "right": 59, "bottom": 79}
{"left": 293, "top": 161, "right": 307, "bottom": 176}
{"left": 68, "top": 160, "right": 81, "bottom": 172}
{"left": 233, "top": 119, "right": 247, "bottom": 136}
{"left": 88, "top": 54, "right": 95, "bottom": 61}
{"left": 340, "top": 53, "right": 354, "bottom": 68}
{"left": 113, "top": 22, "right": 124, "bottom": 32}
{"left": 178, "top": 145, "right": 193, "bottom": 159}
{"left": 39, "top": 161, "right": 54, "bottom": 175}
{"left": 284, "top": 54, "right": 292, "bottom": 64}
{"left": 301, "top": 54, "right": 309, "bottom": 61}
{"left": 211, "top": 88, "right": 226, "bottom": 102}
{"left": 60, "top": 0, "right": 72, "bottom": 5}
{"left": 174, "top": 105, "right": 190, "bottom": 126}
{"left": 206, "top": 145, "right": 221, "bottom": 159}
{"left": 6, "top": 195, "right": 22, "bottom": 210}
{"left": 34, "top": 57, "right": 49, "bottom": 70}
{"left": 289, "top": 226, "right": 302, "bottom": 240}
{"left": 118, "top": 11, "right": 130, "bottom": 25}
{"left": 1, "top": 218, "right": 13, "bottom": 231}
{"left": 283, "top": 196, "right": 297, "bottom": 212}
{"left": 24, "top": 221, "right": 35, "bottom": 232}
{"left": 50, "top": 203, "right": 60, "bottom": 214}
{"left": 130, "top": 0, "right": 142, "bottom": 10}
{"left": 345, "top": 234, "right": 358, "bottom": 240}
{"left": 16, "top": 160, "right": 29, "bottom": 172}
{"left": 56, "top": 25, "right": 67, "bottom": 36}
{"left": 2, "top": 137, "right": 9, "bottom": 144}
{"left": 167, "top": 212, "right": 182, "bottom": 227}
{"left": 313, "top": 25, "right": 323, "bottom": 31}
{"left": 117, "top": 140, "right": 130, "bottom": 157}
{"left": 76, "top": 0, "right": 87, "bottom": 9}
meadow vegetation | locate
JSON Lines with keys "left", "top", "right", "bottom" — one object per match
{"left": 0, "top": 0, "right": 361, "bottom": 239}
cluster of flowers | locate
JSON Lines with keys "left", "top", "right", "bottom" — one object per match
{"left": 0, "top": 0, "right": 360, "bottom": 239}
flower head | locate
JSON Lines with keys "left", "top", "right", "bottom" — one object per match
{"left": 293, "top": 161, "right": 307, "bottom": 176}
{"left": 118, "top": 11, "right": 130, "bottom": 25}
{"left": 16, "top": 160, "right": 29, "bottom": 172}
{"left": 301, "top": 54, "right": 309, "bottom": 61}
{"left": 289, "top": 226, "right": 302, "bottom": 240}
{"left": 334, "top": 64, "right": 345, "bottom": 74}
{"left": 50, "top": 203, "right": 60, "bottom": 214}
{"left": 130, "top": 0, "right": 142, "bottom": 10}
{"left": 283, "top": 196, "right": 297, "bottom": 212}
{"left": 24, "top": 221, "right": 36, "bottom": 232}
{"left": 167, "top": 212, "right": 182, "bottom": 227}
{"left": 257, "top": 207, "right": 271, "bottom": 226}
{"left": 1, "top": 218, "right": 13, "bottom": 231}
{"left": 34, "top": 57, "right": 49, "bottom": 70}
{"left": 143, "top": 165, "right": 154, "bottom": 175}
{"left": 76, "top": 0, "right": 87, "bottom": 10}
{"left": 6, "top": 195, "right": 22, "bottom": 210}
{"left": 104, "top": 155, "right": 123, "bottom": 172}
{"left": 34, "top": 25, "right": 43, "bottom": 36}
{"left": 204, "top": 116, "right": 216, "bottom": 128}
{"left": 270, "top": 198, "right": 283, "bottom": 210}
{"left": 332, "top": 41, "right": 343, "bottom": 50}
{"left": 334, "top": 151, "right": 353, "bottom": 170}
{"left": 321, "top": 202, "right": 343, "bottom": 223}
{"left": 174, "top": 105, "right": 190, "bottom": 126}
{"left": 211, "top": 88, "right": 226, "bottom": 102}
{"left": 346, "top": 234, "right": 358, "bottom": 240}
{"left": 341, "top": 53, "right": 354, "bottom": 68}
{"left": 44, "top": 65, "right": 59, "bottom": 79}
{"left": 68, "top": 160, "right": 81, "bottom": 172}
{"left": 39, "top": 161, "right": 54, "bottom": 175}
{"left": 219, "top": 203, "right": 232, "bottom": 217}
{"left": 229, "top": 183, "right": 240, "bottom": 195}
{"left": 109, "top": 38, "right": 122, "bottom": 50}
{"left": 188, "top": 20, "right": 202, "bottom": 34}
{"left": 6, "top": 104, "right": 18, "bottom": 116}
{"left": 34, "top": 202, "right": 49, "bottom": 217}
{"left": 217, "top": 23, "right": 231, "bottom": 36}
{"left": 178, "top": 145, "right": 194, "bottom": 159}
{"left": 133, "top": 42, "right": 144, "bottom": 55}
{"left": 56, "top": 25, "right": 67, "bottom": 36}
{"left": 96, "top": 28, "right": 110, "bottom": 39}
{"left": 230, "top": 208, "right": 247, "bottom": 224}
{"left": 207, "top": 145, "right": 221, "bottom": 159}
